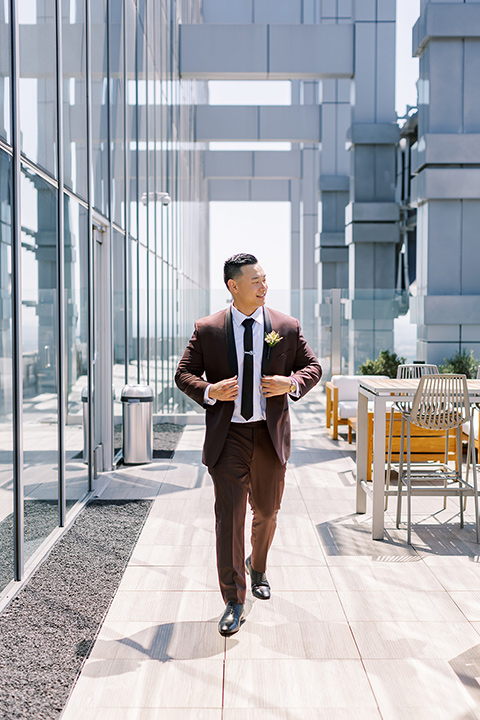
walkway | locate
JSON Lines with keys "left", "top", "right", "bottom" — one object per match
{"left": 61, "top": 389, "right": 480, "bottom": 720}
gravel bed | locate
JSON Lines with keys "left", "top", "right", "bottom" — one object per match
{"left": 0, "top": 499, "right": 152, "bottom": 720}
{"left": 114, "top": 422, "right": 184, "bottom": 458}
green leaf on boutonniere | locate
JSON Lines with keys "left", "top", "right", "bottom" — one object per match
{"left": 265, "top": 330, "right": 283, "bottom": 347}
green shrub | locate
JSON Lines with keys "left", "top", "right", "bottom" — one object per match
{"left": 358, "top": 349, "right": 406, "bottom": 379}
{"left": 439, "top": 349, "right": 479, "bottom": 379}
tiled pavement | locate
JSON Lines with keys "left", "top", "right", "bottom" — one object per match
{"left": 61, "top": 388, "right": 480, "bottom": 720}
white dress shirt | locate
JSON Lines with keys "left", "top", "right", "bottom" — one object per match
{"left": 204, "top": 304, "right": 299, "bottom": 421}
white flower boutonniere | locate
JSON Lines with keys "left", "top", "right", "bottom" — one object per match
{"left": 264, "top": 330, "right": 283, "bottom": 348}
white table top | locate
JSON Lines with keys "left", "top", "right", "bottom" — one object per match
{"left": 358, "top": 376, "right": 480, "bottom": 398}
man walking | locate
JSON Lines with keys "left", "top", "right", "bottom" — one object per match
{"left": 175, "top": 254, "right": 321, "bottom": 636}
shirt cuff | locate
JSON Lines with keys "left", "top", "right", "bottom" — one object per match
{"left": 289, "top": 378, "right": 300, "bottom": 398}
{"left": 204, "top": 384, "right": 217, "bottom": 405}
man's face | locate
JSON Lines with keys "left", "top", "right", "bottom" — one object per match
{"left": 229, "top": 263, "right": 268, "bottom": 313}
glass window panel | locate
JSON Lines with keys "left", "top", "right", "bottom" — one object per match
{"left": 137, "top": 9, "right": 147, "bottom": 247}
{"left": 19, "top": 1, "right": 57, "bottom": 176}
{"left": 112, "top": 229, "right": 125, "bottom": 449}
{"left": 110, "top": 0, "right": 125, "bottom": 228}
{"left": 21, "top": 166, "right": 58, "bottom": 561}
{"left": 91, "top": 0, "right": 109, "bottom": 217}
{"left": 148, "top": 248, "right": 155, "bottom": 390}
{"left": 0, "top": 0, "right": 11, "bottom": 144}
{"left": 63, "top": 0, "right": 87, "bottom": 199}
{"left": 126, "top": 0, "right": 137, "bottom": 239}
{"left": 64, "top": 194, "right": 88, "bottom": 508}
{"left": 127, "top": 236, "right": 137, "bottom": 384}
{"left": 138, "top": 243, "right": 147, "bottom": 383}
{"left": 0, "top": 150, "right": 14, "bottom": 591}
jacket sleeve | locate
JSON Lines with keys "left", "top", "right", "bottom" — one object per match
{"left": 175, "top": 326, "right": 209, "bottom": 407}
{"left": 289, "top": 322, "right": 322, "bottom": 400}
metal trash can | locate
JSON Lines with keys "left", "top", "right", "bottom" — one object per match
{"left": 121, "top": 385, "right": 153, "bottom": 464}
{"left": 81, "top": 386, "right": 89, "bottom": 463}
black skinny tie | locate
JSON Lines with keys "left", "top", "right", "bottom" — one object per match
{"left": 241, "top": 318, "right": 255, "bottom": 421}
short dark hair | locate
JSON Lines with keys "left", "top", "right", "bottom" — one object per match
{"left": 223, "top": 253, "right": 258, "bottom": 288}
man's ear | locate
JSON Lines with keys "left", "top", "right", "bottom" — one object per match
{"left": 227, "top": 278, "right": 237, "bottom": 294}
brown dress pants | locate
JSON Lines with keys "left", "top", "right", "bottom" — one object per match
{"left": 208, "top": 420, "right": 286, "bottom": 604}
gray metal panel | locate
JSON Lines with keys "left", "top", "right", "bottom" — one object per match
{"left": 423, "top": 200, "right": 462, "bottom": 296}
{"left": 259, "top": 106, "right": 321, "bottom": 141}
{"left": 345, "top": 223, "right": 399, "bottom": 244}
{"left": 268, "top": 24, "right": 354, "bottom": 79}
{"left": 204, "top": 151, "right": 254, "bottom": 178}
{"left": 375, "top": 22, "right": 396, "bottom": 123}
{"left": 354, "top": 0, "right": 377, "bottom": 22}
{"left": 377, "top": 0, "right": 396, "bottom": 23}
{"left": 319, "top": 247, "right": 348, "bottom": 263}
{"left": 180, "top": 23, "right": 353, "bottom": 79}
{"left": 205, "top": 151, "right": 301, "bottom": 179}
{"left": 180, "top": 24, "right": 268, "bottom": 79}
{"left": 196, "top": 106, "right": 258, "bottom": 141}
{"left": 194, "top": 105, "right": 322, "bottom": 142}
{"left": 347, "top": 123, "right": 400, "bottom": 145}
{"left": 464, "top": 40, "right": 480, "bottom": 133}
{"left": 336, "top": 104, "right": 352, "bottom": 175}
{"left": 412, "top": 168, "right": 480, "bottom": 202}
{"left": 254, "top": 150, "right": 302, "bottom": 178}
{"left": 461, "top": 200, "right": 480, "bottom": 295}
{"left": 202, "top": 0, "right": 253, "bottom": 23}
{"left": 249, "top": 179, "right": 291, "bottom": 200}
{"left": 253, "top": 0, "right": 302, "bottom": 24}
{"left": 352, "top": 22, "right": 376, "bottom": 122}
{"left": 208, "top": 178, "right": 291, "bottom": 201}
{"left": 414, "top": 2, "right": 480, "bottom": 57}
{"left": 208, "top": 179, "right": 251, "bottom": 200}
{"left": 319, "top": 175, "right": 350, "bottom": 191}
{"left": 345, "top": 202, "right": 400, "bottom": 223}
{"left": 416, "top": 296, "right": 480, "bottom": 325}
{"left": 412, "top": 134, "right": 480, "bottom": 171}
{"left": 429, "top": 41, "right": 464, "bottom": 134}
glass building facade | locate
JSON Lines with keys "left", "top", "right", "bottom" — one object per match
{"left": 0, "top": 0, "right": 209, "bottom": 594}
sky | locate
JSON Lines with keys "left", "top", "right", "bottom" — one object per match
{"left": 209, "top": 1, "right": 421, "bottom": 314}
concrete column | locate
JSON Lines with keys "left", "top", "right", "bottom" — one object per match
{"left": 411, "top": 0, "right": 480, "bottom": 363}
{"left": 346, "top": 0, "right": 400, "bottom": 370}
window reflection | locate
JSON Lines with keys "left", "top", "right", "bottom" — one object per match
{"left": 110, "top": 0, "right": 125, "bottom": 228}
{"left": 0, "top": 0, "right": 11, "bottom": 143}
{"left": 0, "top": 150, "right": 13, "bottom": 591}
{"left": 19, "top": 0, "right": 57, "bottom": 176}
{"left": 64, "top": 194, "right": 88, "bottom": 506}
{"left": 21, "top": 166, "right": 58, "bottom": 561}
{"left": 91, "top": 0, "right": 109, "bottom": 217}
{"left": 128, "top": 236, "right": 138, "bottom": 384}
{"left": 113, "top": 229, "right": 125, "bottom": 451}
{"left": 63, "top": 0, "right": 87, "bottom": 200}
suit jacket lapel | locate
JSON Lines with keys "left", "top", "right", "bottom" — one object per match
{"left": 262, "top": 306, "right": 273, "bottom": 375}
{"left": 225, "top": 305, "right": 238, "bottom": 376}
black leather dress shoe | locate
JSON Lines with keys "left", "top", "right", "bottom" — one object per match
{"left": 218, "top": 600, "right": 245, "bottom": 637}
{"left": 245, "top": 555, "right": 271, "bottom": 600}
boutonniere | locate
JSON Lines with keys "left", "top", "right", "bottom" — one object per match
{"left": 265, "top": 330, "right": 283, "bottom": 347}
{"left": 265, "top": 330, "right": 283, "bottom": 358}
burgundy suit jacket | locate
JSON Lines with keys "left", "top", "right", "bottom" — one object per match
{"left": 175, "top": 306, "right": 322, "bottom": 468}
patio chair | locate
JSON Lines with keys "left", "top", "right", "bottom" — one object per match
{"left": 385, "top": 364, "right": 440, "bottom": 510}
{"left": 464, "top": 365, "right": 480, "bottom": 486}
{"left": 395, "top": 374, "right": 479, "bottom": 544}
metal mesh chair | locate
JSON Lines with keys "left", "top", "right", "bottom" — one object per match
{"left": 385, "top": 364, "right": 439, "bottom": 509}
{"left": 395, "top": 374, "right": 479, "bottom": 544}
{"left": 465, "top": 365, "right": 480, "bottom": 487}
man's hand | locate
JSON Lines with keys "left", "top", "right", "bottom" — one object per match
{"left": 209, "top": 376, "right": 239, "bottom": 401}
{"left": 261, "top": 375, "right": 293, "bottom": 397}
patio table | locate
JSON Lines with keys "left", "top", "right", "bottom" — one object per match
{"left": 355, "top": 376, "right": 480, "bottom": 539}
